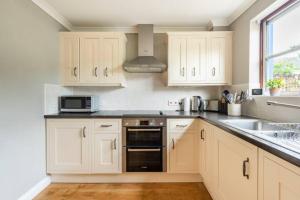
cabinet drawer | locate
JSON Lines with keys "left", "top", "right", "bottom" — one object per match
{"left": 94, "top": 119, "right": 120, "bottom": 132}
{"left": 168, "top": 119, "right": 198, "bottom": 132}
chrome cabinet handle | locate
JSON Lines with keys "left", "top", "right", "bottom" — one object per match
{"left": 200, "top": 129, "right": 205, "bottom": 140}
{"left": 192, "top": 67, "right": 196, "bottom": 76}
{"left": 104, "top": 67, "right": 108, "bottom": 77}
{"left": 243, "top": 158, "right": 250, "bottom": 179}
{"left": 113, "top": 138, "right": 117, "bottom": 150}
{"left": 73, "top": 67, "right": 78, "bottom": 77}
{"left": 172, "top": 139, "right": 175, "bottom": 149}
{"left": 94, "top": 67, "right": 98, "bottom": 77}
{"left": 176, "top": 124, "right": 188, "bottom": 128}
{"left": 212, "top": 67, "right": 216, "bottom": 76}
{"left": 100, "top": 124, "right": 112, "bottom": 128}
{"left": 82, "top": 126, "right": 86, "bottom": 138}
{"left": 127, "top": 129, "right": 161, "bottom": 132}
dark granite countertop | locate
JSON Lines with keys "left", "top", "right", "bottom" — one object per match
{"left": 44, "top": 110, "right": 300, "bottom": 167}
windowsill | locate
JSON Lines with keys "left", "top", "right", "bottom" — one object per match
{"left": 251, "top": 95, "right": 300, "bottom": 98}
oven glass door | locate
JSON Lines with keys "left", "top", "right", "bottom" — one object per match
{"left": 126, "top": 148, "right": 162, "bottom": 172}
{"left": 126, "top": 128, "right": 162, "bottom": 147}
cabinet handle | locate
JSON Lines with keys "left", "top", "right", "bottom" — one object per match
{"left": 182, "top": 67, "right": 185, "bottom": 77}
{"left": 94, "top": 67, "right": 98, "bottom": 77}
{"left": 200, "top": 129, "right": 205, "bottom": 140}
{"left": 73, "top": 67, "right": 78, "bottom": 77}
{"left": 104, "top": 67, "right": 108, "bottom": 77}
{"left": 212, "top": 67, "right": 216, "bottom": 76}
{"left": 113, "top": 138, "right": 117, "bottom": 150}
{"left": 176, "top": 124, "right": 188, "bottom": 128}
{"left": 172, "top": 138, "right": 175, "bottom": 149}
{"left": 82, "top": 126, "right": 86, "bottom": 138}
{"left": 100, "top": 124, "right": 112, "bottom": 128}
{"left": 243, "top": 158, "right": 250, "bottom": 179}
{"left": 192, "top": 67, "right": 196, "bottom": 76}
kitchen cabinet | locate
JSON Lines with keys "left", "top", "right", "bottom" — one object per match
{"left": 199, "top": 120, "right": 215, "bottom": 196}
{"left": 167, "top": 119, "right": 199, "bottom": 173}
{"left": 60, "top": 32, "right": 127, "bottom": 87}
{"left": 47, "top": 119, "right": 122, "bottom": 174}
{"left": 93, "top": 133, "right": 120, "bottom": 173}
{"left": 213, "top": 127, "right": 258, "bottom": 200}
{"left": 258, "top": 149, "right": 300, "bottom": 200}
{"left": 47, "top": 119, "right": 92, "bottom": 173}
{"left": 60, "top": 35, "right": 80, "bottom": 83}
{"left": 167, "top": 32, "right": 232, "bottom": 86}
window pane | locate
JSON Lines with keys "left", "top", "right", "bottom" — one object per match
{"left": 267, "top": 4, "right": 300, "bottom": 56}
{"left": 266, "top": 50, "right": 300, "bottom": 96}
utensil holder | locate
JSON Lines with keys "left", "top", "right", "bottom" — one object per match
{"left": 227, "top": 104, "right": 241, "bottom": 116}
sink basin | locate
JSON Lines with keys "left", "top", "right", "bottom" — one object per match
{"left": 220, "top": 119, "right": 287, "bottom": 131}
{"left": 220, "top": 119, "right": 300, "bottom": 154}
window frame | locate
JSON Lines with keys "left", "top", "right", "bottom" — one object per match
{"left": 259, "top": 0, "right": 300, "bottom": 91}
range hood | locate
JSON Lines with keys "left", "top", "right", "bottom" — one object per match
{"left": 124, "top": 24, "right": 167, "bottom": 73}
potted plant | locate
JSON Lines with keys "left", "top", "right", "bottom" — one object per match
{"left": 266, "top": 78, "right": 285, "bottom": 96}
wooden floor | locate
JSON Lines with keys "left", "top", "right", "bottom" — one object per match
{"left": 35, "top": 183, "right": 212, "bottom": 200}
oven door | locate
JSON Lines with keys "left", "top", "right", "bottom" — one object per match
{"left": 125, "top": 148, "right": 163, "bottom": 172}
{"left": 124, "top": 128, "right": 163, "bottom": 147}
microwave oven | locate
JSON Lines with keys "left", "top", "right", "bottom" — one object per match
{"left": 59, "top": 96, "right": 99, "bottom": 113}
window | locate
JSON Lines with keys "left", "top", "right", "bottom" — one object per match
{"left": 261, "top": 0, "right": 300, "bottom": 96}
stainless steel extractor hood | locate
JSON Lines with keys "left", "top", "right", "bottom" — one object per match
{"left": 124, "top": 24, "right": 167, "bottom": 73}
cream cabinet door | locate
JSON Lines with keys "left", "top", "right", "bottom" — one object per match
{"left": 169, "top": 131, "right": 199, "bottom": 173}
{"left": 259, "top": 150, "right": 300, "bottom": 200}
{"left": 187, "top": 37, "right": 207, "bottom": 82}
{"left": 47, "top": 119, "right": 91, "bottom": 174}
{"left": 60, "top": 35, "right": 80, "bottom": 84}
{"left": 214, "top": 127, "right": 258, "bottom": 200}
{"left": 102, "top": 38, "right": 120, "bottom": 83}
{"left": 92, "top": 133, "right": 120, "bottom": 173}
{"left": 168, "top": 37, "right": 187, "bottom": 83}
{"left": 80, "top": 35, "right": 102, "bottom": 83}
{"left": 199, "top": 121, "right": 215, "bottom": 195}
{"left": 207, "top": 36, "right": 226, "bottom": 83}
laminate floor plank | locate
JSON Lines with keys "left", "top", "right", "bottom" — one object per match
{"left": 34, "top": 183, "right": 212, "bottom": 200}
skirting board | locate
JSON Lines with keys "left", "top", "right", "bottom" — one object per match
{"left": 51, "top": 173, "right": 203, "bottom": 183}
{"left": 18, "top": 176, "right": 51, "bottom": 200}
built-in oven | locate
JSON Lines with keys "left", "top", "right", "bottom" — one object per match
{"left": 122, "top": 118, "right": 167, "bottom": 172}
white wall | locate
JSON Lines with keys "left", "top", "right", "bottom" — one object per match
{"left": 0, "top": 0, "right": 65, "bottom": 199}
{"left": 229, "top": 0, "right": 300, "bottom": 122}
{"left": 72, "top": 33, "right": 219, "bottom": 110}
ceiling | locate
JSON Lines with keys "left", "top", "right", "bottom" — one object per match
{"left": 33, "top": 0, "right": 256, "bottom": 30}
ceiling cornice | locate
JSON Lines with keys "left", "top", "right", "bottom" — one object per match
{"left": 32, "top": 0, "right": 257, "bottom": 30}
{"left": 31, "top": 0, "right": 73, "bottom": 30}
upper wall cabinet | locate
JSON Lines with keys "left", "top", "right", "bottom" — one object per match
{"left": 60, "top": 32, "right": 127, "bottom": 87}
{"left": 167, "top": 32, "right": 232, "bottom": 86}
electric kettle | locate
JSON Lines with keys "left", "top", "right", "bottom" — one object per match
{"left": 191, "top": 96, "right": 204, "bottom": 112}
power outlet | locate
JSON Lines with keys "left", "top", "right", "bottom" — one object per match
{"left": 168, "top": 100, "right": 179, "bottom": 106}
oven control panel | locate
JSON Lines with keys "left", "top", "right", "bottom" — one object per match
{"left": 123, "top": 118, "right": 166, "bottom": 127}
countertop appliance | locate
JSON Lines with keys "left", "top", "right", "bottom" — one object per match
{"left": 122, "top": 118, "right": 167, "bottom": 172}
{"left": 59, "top": 95, "right": 99, "bottom": 113}
{"left": 204, "top": 100, "right": 219, "bottom": 112}
{"left": 191, "top": 96, "right": 204, "bottom": 112}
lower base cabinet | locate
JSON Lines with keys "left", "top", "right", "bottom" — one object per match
{"left": 213, "top": 127, "right": 258, "bottom": 200}
{"left": 47, "top": 119, "right": 122, "bottom": 174}
{"left": 258, "top": 149, "right": 300, "bottom": 200}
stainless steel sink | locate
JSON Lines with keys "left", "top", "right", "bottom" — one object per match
{"left": 220, "top": 119, "right": 300, "bottom": 154}
{"left": 220, "top": 119, "right": 287, "bottom": 132}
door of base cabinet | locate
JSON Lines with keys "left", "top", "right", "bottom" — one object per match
{"left": 214, "top": 128, "right": 258, "bottom": 200}
{"left": 47, "top": 119, "right": 91, "bottom": 174}
{"left": 92, "top": 133, "right": 121, "bottom": 173}
{"left": 258, "top": 150, "right": 300, "bottom": 200}
{"left": 169, "top": 132, "right": 199, "bottom": 173}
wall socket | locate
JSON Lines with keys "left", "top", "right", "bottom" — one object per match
{"left": 168, "top": 100, "right": 179, "bottom": 106}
